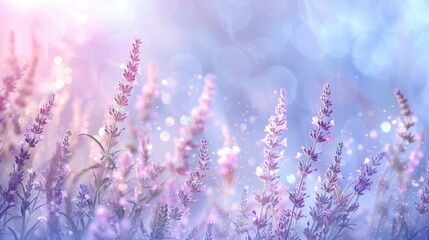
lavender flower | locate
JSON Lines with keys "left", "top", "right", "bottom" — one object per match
{"left": 169, "top": 75, "right": 214, "bottom": 174}
{"left": 85, "top": 205, "right": 115, "bottom": 239}
{"left": 91, "top": 38, "right": 141, "bottom": 212}
{"left": 322, "top": 143, "right": 343, "bottom": 193}
{"left": 0, "top": 93, "right": 55, "bottom": 239}
{"left": 205, "top": 223, "right": 214, "bottom": 240}
{"left": 389, "top": 158, "right": 429, "bottom": 240}
{"left": 372, "top": 90, "right": 418, "bottom": 238}
{"left": 324, "top": 152, "right": 385, "bottom": 239}
{"left": 45, "top": 143, "right": 63, "bottom": 239}
{"left": 150, "top": 204, "right": 169, "bottom": 239}
{"left": 144, "top": 140, "right": 210, "bottom": 239}
{"left": 394, "top": 89, "right": 415, "bottom": 143}
{"left": 135, "top": 63, "right": 158, "bottom": 123}
{"left": 15, "top": 56, "right": 39, "bottom": 109}
{"left": 305, "top": 142, "right": 343, "bottom": 239}
{"left": 0, "top": 64, "right": 29, "bottom": 124}
{"left": 402, "top": 133, "right": 424, "bottom": 193}
{"left": 104, "top": 38, "right": 142, "bottom": 150}
{"left": 217, "top": 124, "right": 239, "bottom": 186}
{"left": 45, "top": 144, "right": 62, "bottom": 213}
{"left": 392, "top": 89, "right": 419, "bottom": 194}
{"left": 185, "top": 226, "right": 198, "bottom": 240}
{"left": 233, "top": 189, "right": 249, "bottom": 238}
{"left": 21, "top": 170, "right": 37, "bottom": 214}
{"left": 178, "top": 139, "right": 210, "bottom": 208}
{"left": 355, "top": 153, "right": 384, "bottom": 194}
{"left": 110, "top": 151, "right": 133, "bottom": 220}
{"left": 415, "top": 158, "right": 429, "bottom": 215}
{"left": 73, "top": 184, "right": 91, "bottom": 229}
{"left": 13, "top": 169, "right": 42, "bottom": 240}
{"left": 128, "top": 138, "right": 166, "bottom": 223}
{"left": 275, "top": 210, "right": 292, "bottom": 239}
{"left": 47, "top": 131, "right": 72, "bottom": 238}
{"left": 1, "top": 94, "right": 55, "bottom": 205}
{"left": 6, "top": 32, "right": 20, "bottom": 72}
{"left": 286, "top": 83, "right": 334, "bottom": 238}
{"left": 56, "top": 130, "right": 72, "bottom": 205}
{"left": 254, "top": 88, "right": 287, "bottom": 239}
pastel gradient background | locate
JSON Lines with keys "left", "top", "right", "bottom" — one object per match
{"left": 1, "top": 0, "right": 429, "bottom": 235}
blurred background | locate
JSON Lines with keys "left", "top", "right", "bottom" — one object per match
{"left": 0, "top": 0, "right": 428, "bottom": 194}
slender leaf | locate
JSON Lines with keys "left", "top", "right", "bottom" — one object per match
{"left": 0, "top": 204, "right": 15, "bottom": 218}
{"left": 59, "top": 212, "right": 78, "bottom": 233}
{"left": 98, "top": 177, "right": 111, "bottom": 189}
{"left": 32, "top": 203, "right": 47, "bottom": 213}
{"left": 7, "top": 227, "right": 18, "bottom": 240}
{"left": 106, "top": 156, "right": 117, "bottom": 169}
{"left": 78, "top": 134, "right": 105, "bottom": 154}
{"left": 24, "top": 219, "right": 42, "bottom": 240}
{"left": 399, "top": 214, "right": 408, "bottom": 237}
{"left": 185, "top": 226, "right": 198, "bottom": 240}
{"left": 410, "top": 226, "right": 429, "bottom": 240}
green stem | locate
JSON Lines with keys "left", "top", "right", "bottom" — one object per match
{"left": 92, "top": 105, "right": 123, "bottom": 211}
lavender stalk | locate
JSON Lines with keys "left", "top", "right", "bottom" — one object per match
{"left": 91, "top": 38, "right": 142, "bottom": 212}
{"left": 169, "top": 75, "right": 214, "bottom": 174}
{"left": 325, "top": 152, "right": 385, "bottom": 239}
{"left": 305, "top": 142, "right": 343, "bottom": 239}
{"left": 401, "top": 158, "right": 429, "bottom": 240}
{"left": 286, "top": 84, "right": 334, "bottom": 239}
{"left": 149, "top": 140, "right": 210, "bottom": 239}
{"left": 47, "top": 130, "right": 72, "bottom": 239}
{"left": 372, "top": 89, "right": 418, "bottom": 238}
{"left": 254, "top": 88, "right": 287, "bottom": 239}
{"left": 0, "top": 94, "right": 55, "bottom": 236}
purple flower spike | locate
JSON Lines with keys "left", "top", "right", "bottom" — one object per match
{"left": 74, "top": 184, "right": 91, "bottom": 220}
{"left": 1, "top": 94, "right": 55, "bottom": 205}
{"left": 286, "top": 83, "right": 335, "bottom": 238}
{"left": 179, "top": 140, "right": 210, "bottom": 208}
{"left": 415, "top": 158, "right": 429, "bottom": 215}
{"left": 104, "top": 38, "right": 142, "bottom": 147}
{"left": 50, "top": 130, "right": 71, "bottom": 214}
{"left": 394, "top": 89, "right": 415, "bottom": 143}
{"left": 170, "top": 75, "right": 214, "bottom": 173}
{"left": 254, "top": 89, "right": 287, "bottom": 239}
{"left": 354, "top": 152, "right": 385, "bottom": 196}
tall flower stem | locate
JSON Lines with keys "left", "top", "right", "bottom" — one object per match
{"left": 0, "top": 94, "right": 55, "bottom": 235}
{"left": 289, "top": 133, "right": 319, "bottom": 238}
{"left": 90, "top": 38, "right": 141, "bottom": 212}
{"left": 307, "top": 143, "right": 343, "bottom": 238}
{"left": 254, "top": 89, "right": 287, "bottom": 239}
{"left": 286, "top": 84, "right": 334, "bottom": 239}
{"left": 373, "top": 89, "right": 416, "bottom": 238}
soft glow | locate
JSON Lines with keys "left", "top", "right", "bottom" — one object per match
{"left": 55, "top": 79, "right": 65, "bottom": 89}
{"left": 98, "top": 127, "right": 105, "bottom": 137}
{"left": 53, "top": 56, "right": 63, "bottom": 65}
{"left": 287, "top": 174, "right": 296, "bottom": 184}
{"left": 380, "top": 121, "right": 392, "bottom": 133}
{"left": 8, "top": 0, "right": 55, "bottom": 10}
{"left": 369, "top": 129, "right": 378, "bottom": 139}
{"left": 160, "top": 131, "right": 170, "bottom": 141}
{"left": 161, "top": 93, "right": 172, "bottom": 104}
{"left": 180, "top": 115, "right": 190, "bottom": 125}
{"left": 165, "top": 116, "right": 175, "bottom": 126}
